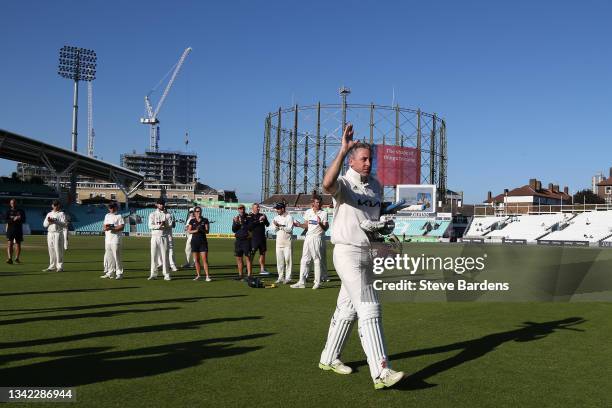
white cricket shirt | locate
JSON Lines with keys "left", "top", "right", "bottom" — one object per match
{"left": 303, "top": 208, "right": 328, "bottom": 237}
{"left": 273, "top": 213, "right": 294, "bottom": 247}
{"left": 331, "top": 167, "right": 383, "bottom": 247}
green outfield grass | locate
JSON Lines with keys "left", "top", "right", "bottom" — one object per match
{"left": 1, "top": 236, "right": 611, "bottom": 407}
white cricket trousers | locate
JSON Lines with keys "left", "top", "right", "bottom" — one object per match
{"left": 320, "top": 244, "right": 390, "bottom": 380}
{"left": 156, "top": 235, "right": 177, "bottom": 269}
{"left": 298, "top": 235, "right": 325, "bottom": 285}
{"left": 104, "top": 238, "right": 123, "bottom": 276}
{"left": 150, "top": 234, "right": 170, "bottom": 278}
{"left": 185, "top": 233, "right": 193, "bottom": 265}
{"left": 47, "top": 232, "right": 65, "bottom": 270}
{"left": 276, "top": 244, "right": 292, "bottom": 281}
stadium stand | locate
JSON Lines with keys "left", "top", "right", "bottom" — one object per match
{"left": 486, "top": 213, "right": 571, "bottom": 243}
{"left": 538, "top": 211, "right": 612, "bottom": 246}
{"left": 463, "top": 216, "right": 508, "bottom": 239}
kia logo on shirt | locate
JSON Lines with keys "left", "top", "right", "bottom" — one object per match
{"left": 357, "top": 199, "right": 381, "bottom": 208}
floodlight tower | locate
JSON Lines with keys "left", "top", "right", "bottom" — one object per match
{"left": 339, "top": 86, "right": 351, "bottom": 130}
{"left": 339, "top": 86, "right": 351, "bottom": 174}
{"left": 87, "top": 81, "right": 95, "bottom": 157}
{"left": 57, "top": 46, "right": 97, "bottom": 201}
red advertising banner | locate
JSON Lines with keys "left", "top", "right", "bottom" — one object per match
{"left": 372, "top": 145, "right": 420, "bottom": 185}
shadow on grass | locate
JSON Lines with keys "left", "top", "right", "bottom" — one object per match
{"left": 0, "top": 295, "right": 244, "bottom": 316}
{"left": 347, "top": 317, "right": 586, "bottom": 390}
{"left": 0, "top": 307, "right": 181, "bottom": 326}
{"left": 0, "top": 287, "right": 140, "bottom": 297}
{"left": 0, "top": 316, "right": 264, "bottom": 349}
{"left": 1, "top": 333, "right": 272, "bottom": 386}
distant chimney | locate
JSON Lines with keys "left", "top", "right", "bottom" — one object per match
{"left": 609, "top": 167, "right": 612, "bottom": 178}
{"left": 536, "top": 180, "right": 542, "bottom": 190}
{"left": 563, "top": 186, "right": 569, "bottom": 195}
{"left": 553, "top": 184, "right": 559, "bottom": 192}
{"left": 487, "top": 191, "right": 492, "bottom": 201}
{"left": 503, "top": 189, "right": 509, "bottom": 195}
{"left": 529, "top": 178, "right": 537, "bottom": 189}
{"left": 548, "top": 183, "right": 553, "bottom": 191}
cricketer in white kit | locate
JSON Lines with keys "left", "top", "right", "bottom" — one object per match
{"left": 156, "top": 207, "right": 178, "bottom": 272}
{"left": 272, "top": 202, "right": 294, "bottom": 284}
{"left": 318, "top": 124, "right": 404, "bottom": 390}
{"left": 100, "top": 202, "right": 125, "bottom": 279}
{"left": 42, "top": 200, "right": 67, "bottom": 272}
{"left": 148, "top": 199, "right": 171, "bottom": 280}
{"left": 182, "top": 208, "right": 195, "bottom": 268}
{"left": 291, "top": 196, "right": 328, "bottom": 289}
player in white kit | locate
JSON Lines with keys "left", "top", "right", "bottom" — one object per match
{"left": 42, "top": 200, "right": 67, "bottom": 272}
{"left": 156, "top": 207, "right": 178, "bottom": 272}
{"left": 148, "top": 199, "right": 171, "bottom": 281}
{"left": 272, "top": 202, "right": 294, "bottom": 284}
{"left": 182, "top": 208, "right": 195, "bottom": 268}
{"left": 318, "top": 124, "right": 404, "bottom": 389}
{"left": 100, "top": 202, "right": 125, "bottom": 279}
{"left": 291, "top": 195, "right": 328, "bottom": 289}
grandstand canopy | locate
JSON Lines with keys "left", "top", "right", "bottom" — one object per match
{"left": 0, "top": 129, "right": 144, "bottom": 190}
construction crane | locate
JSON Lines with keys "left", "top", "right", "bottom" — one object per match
{"left": 140, "top": 47, "right": 192, "bottom": 152}
{"left": 87, "top": 81, "right": 95, "bottom": 157}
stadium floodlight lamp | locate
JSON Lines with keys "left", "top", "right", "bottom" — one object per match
{"left": 58, "top": 46, "right": 97, "bottom": 81}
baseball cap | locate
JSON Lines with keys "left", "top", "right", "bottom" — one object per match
{"left": 188, "top": 207, "right": 195, "bottom": 213}
{"left": 238, "top": 204, "right": 245, "bottom": 209}
{"left": 274, "top": 202, "right": 286, "bottom": 209}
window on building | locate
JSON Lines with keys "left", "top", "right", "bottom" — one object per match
{"left": 89, "top": 193, "right": 94, "bottom": 198}
{"left": 147, "top": 194, "right": 152, "bottom": 198}
{"left": 172, "top": 195, "right": 178, "bottom": 199}
{"left": 111, "top": 194, "right": 116, "bottom": 200}
{"left": 606, "top": 187, "right": 612, "bottom": 194}
{"left": 100, "top": 194, "right": 106, "bottom": 198}
{"left": 182, "top": 195, "right": 188, "bottom": 199}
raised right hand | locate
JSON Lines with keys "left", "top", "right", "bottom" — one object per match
{"left": 341, "top": 123, "right": 355, "bottom": 153}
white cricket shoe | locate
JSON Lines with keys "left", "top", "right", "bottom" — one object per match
{"left": 275, "top": 278, "right": 283, "bottom": 284}
{"left": 147, "top": 276, "right": 157, "bottom": 280}
{"left": 374, "top": 368, "right": 405, "bottom": 390}
{"left": 259, "top": 270, "right": 271, "bottom": 276}
{"left": 164, "top": 276, "right": 172, "bottom": 281}
{"left": 100, "top": 274, "right": 113, "bottom": 279}
{"left": 319, "top": 359, "right": 353, "bottom": 375}
{"left": 290, "top": 282, "right": 305, "bottom": 289}
{"left": 205, "top": 277, "right": 212, "bottom": 282}
{"left": 312, "top": 283, "right": 322, "bottom": 290}
{"left": 42, "top": 267, "right": 55, "bottom": 272}
{"left": 283, "top": 279, "right": 291, "bottom": 284}
{"left": 115, "top": 275, "right": 123, "bottom": 280}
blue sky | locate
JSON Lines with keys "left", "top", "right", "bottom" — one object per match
{"left": 1, "top": 0, "right": 612, "bottom": 202}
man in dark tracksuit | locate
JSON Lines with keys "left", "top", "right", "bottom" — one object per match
{"left": 249, "top": 203, "right": 271, "bottom": 275}
{"left": 5, "top": 198, "right": 26, "bottom": 264}
{"left": 232, "top": 204, "right": 253, "bottom": 280}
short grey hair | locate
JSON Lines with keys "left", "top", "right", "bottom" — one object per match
{"left": 348, "top": 142, "right": 372, "bottom": 158}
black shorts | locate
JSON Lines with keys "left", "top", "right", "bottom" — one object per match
{"left": 234, "top": 239, "right": 251, "bottom": 257}
{"left": 6, "top": 230, "right": 23, "bottom": 243}
{"left": 191, "top": 239, "right": 208, "bottom": 253}
{"left": 251, "top": 239, "right": 267, "bottom": 255}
